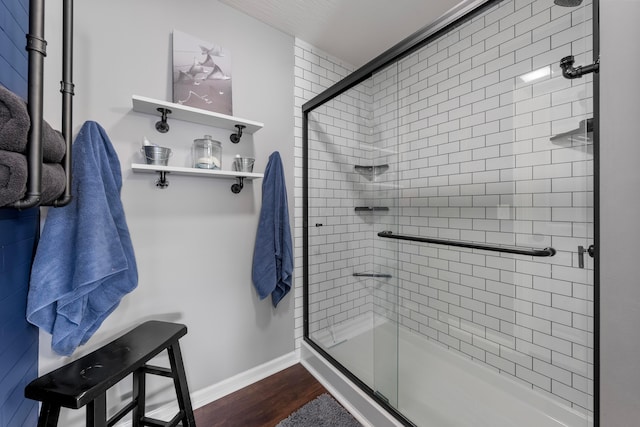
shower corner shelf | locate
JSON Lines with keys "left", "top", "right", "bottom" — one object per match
{"left": 131, "top": 163, "right": 263, "bottom": 193}
{"left": 550, "top": 117, "right": 593, "bottom": 144}
{"left": 355, "top": 206, "right": 390, "bottom": 212}
{"left": 354, "top": 164, "right": 389, "bottom": 180}
{"left": 131, "top": 95, "right": 264, "bottom": 142}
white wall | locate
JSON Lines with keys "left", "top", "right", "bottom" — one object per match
{"left": 599, "top": 1, "right": 640, "bottom": 425}
{"left": 38, "top": 0, "right": 295, "bottom": 422}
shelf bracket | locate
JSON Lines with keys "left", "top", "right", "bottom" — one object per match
{"left": 231, "top": 176, "right": 244, "bottom": 194}
{"left": 156, "top": 171, "right": 169, "bottom": 188}
{"left": 155, "top": 107, "right": 172, "bottom": 133}
{"left": 230, "top": 124, "right": 246, "bottom": 143}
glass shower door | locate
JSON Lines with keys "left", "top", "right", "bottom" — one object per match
{"left": 369, "top": 62, "right": 401, "bottom": 409}
{"left": 384, "top": 0, "right": 596, "bottom": 425}
{"left": 305, "top": 74, "right": 400, "bottom": 404}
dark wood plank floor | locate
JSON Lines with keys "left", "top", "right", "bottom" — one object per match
{"left": 194, "top": 363, "right": 328, "bottom": 427}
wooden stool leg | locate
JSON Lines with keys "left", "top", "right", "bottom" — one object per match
{"left": 167, "top": 342, "right": 196, "bottom": 427}
{"left": 132, "top": 367, "right": 146, "bottom": 427}
{"left": 86, "top": 394, "right": 107, "bottom": 427}
{"left": 37, "top": 402, "right": 61, "bottom": 427}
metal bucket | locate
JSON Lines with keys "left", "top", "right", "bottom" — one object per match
{"left": 233, "top": 157, "right": 255, "bottom": 172}
{"left": 142, "top": 146, "right": 172, "bottom": 166}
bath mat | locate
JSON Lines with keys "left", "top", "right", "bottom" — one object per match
{"left": 276, "top": 393, "right": 361, "bottom": 427}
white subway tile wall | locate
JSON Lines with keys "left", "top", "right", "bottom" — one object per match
{"left": 295, "top": 0, "right": 593, "bottom": 416}
{"left": 294, "top": 39, "right": 357, "bottom": 347}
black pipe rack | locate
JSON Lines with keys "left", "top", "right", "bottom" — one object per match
{"left": 9, "top": 0, "right": 74, "bottom": 209}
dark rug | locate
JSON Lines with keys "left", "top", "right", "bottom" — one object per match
{"left": 275, "top": 393, "right": 362, "bottom": 427}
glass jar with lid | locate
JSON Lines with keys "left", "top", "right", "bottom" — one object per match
{"left": 191, "top": 135, "right": 222, "bottom": 169}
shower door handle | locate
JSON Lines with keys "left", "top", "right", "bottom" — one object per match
{"left": 578, "top": 245, "right": 595, "bottom": 268}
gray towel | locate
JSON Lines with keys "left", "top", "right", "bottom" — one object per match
{"left": 41, "top": 162, "right": 66, "bottom": 204}
{"left": 0, "top": 150, "right": 66, "bottom": 207}
{"left": 0, "top": 84, "right": 30, "bottom": 154}
{"left": 0, "top": 84, "right": 66, "bottom": 162}
{"left": 0, "top": 150, "right": 27, "bottom": 207}
{"left": 42, "top": 121, "right": 66, "bottom": 163}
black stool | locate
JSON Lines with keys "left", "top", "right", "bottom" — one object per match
{"left": 25, "top": 320, "right": 196, "bottom": 427}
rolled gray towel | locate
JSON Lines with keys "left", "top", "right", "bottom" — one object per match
{"left": 0, "top": 151, "right": 66, "bottom": 207}
{"left": 0, "top": 150, "right": 28, "bottom": 207}
{"left": 42, "top": 121, "right": 66, "bottom": 163}
{"left": 0, "top": 85, "right": 29, "bottom": 154}
{"left": 41, "top": 163, "right": 66, "bottom": 205}
{"left": 0, "top": 84, "right": 66, "bottom": 162}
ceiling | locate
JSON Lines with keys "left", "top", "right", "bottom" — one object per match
{"left": 219, "top": 0, "right": 463, "bottom": 68}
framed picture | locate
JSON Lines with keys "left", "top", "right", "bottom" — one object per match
{"left": 172, "top": 30, "right": 232, "bottom": 115}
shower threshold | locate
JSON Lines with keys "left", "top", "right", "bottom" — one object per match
{"left": 308, "top": 320, "right": 592, "bottom": 427}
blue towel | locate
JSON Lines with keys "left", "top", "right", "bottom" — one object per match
{"left": 27, "top": 121, "right": 138, "bottom": 355}
{"left": 252, "top": 151, "right": 293, "bottom": 307}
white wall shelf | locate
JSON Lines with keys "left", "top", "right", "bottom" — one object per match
{"left": 131, "top": 163, "right": 263, "bottom": 193}
{"left": 131, "top": 95, "right": 264, "bottom": 193}
{"left": 131, "top": 95, "right": 264, "bottom": 141}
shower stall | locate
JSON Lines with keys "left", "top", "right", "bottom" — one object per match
{"left": 302, "top": 0, "right": 597, "bottom": 426}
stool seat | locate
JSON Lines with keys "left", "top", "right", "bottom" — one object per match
{"left": 25, "top": 320, "right": 196, "bottom": 427}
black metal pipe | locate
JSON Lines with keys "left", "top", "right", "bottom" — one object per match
{"left": 52, "top": 0, "right": 74, "bottom": 207}
{"left": 377, "top": 231, "right": 556, "bottom": 257}
{"left": 10, "top": 0, "right": 46, "bottom": 209}
{"left": 560, "top": 55, "right": 600, "bottom": 79}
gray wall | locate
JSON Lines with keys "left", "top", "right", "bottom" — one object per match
{"left": 599, "top": 0, "right": 640, "bottom": 425}
{"left": 39, "top": 0, "right": 295, "bottom": 424}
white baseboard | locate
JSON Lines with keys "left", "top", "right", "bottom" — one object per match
{"left": 190, "top": 351, "right": 299, "bottom": 409}
{"left": 115, "top": 351, "right": 298, "bottom": 426}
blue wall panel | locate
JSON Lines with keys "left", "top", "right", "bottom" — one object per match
{"left": 0, "top": 0, "right": 39, "bottom": 425}
{"left": 0, "top": 209, "right": 39, "bottom": 427}
{"left": 0, "top": 0, "right": 28, "bottom": 99}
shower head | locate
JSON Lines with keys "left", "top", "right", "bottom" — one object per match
{"left": 554, "top": 0, "right": 583, "bottom": 6}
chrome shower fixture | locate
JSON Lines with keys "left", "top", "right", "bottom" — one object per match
{"left": 554, "top": 0, "right": 583, "bottom": 6}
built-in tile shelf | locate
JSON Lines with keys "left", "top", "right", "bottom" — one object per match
{"left": 131, "top": 95, "right": 264, "bottom": 136}
{"left": 131, "top": 163, "right": 263, "bottom": 193}
{"left": 354, "top": 207, "right": 390, "bottom": 212}
{"left": 354, "top": 164, "right": 389, "bottom": 181}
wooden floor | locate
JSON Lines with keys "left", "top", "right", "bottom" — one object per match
{"left": 194, "top": 363, "right": 328, "bottom": 427}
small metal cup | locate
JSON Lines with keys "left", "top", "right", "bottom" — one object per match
{"left": 142, "top": 146, "right": 172, "bottom": 166}
{"left": 233, "top": 157, "right": 255, "bottom": 172}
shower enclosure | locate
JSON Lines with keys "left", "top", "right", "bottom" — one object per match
{"left": 303, "top": 0, "right": 597, "bottom": 426}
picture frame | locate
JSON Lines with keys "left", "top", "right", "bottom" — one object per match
{"left": 172, "top": 30, "right": 232, "bottom": 115}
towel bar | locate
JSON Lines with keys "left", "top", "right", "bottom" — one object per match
{"left": 9, "top": 0, "right": 74, "bottom": 209}
{"left": 378, "top": 231, "right": 556, "bottom": 257}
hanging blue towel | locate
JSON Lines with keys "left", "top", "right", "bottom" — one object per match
{"left": 27, "top": 121, "right": 138, "bottom": 356}
{"left": 252, "top": 151, "right": 293, "bottom": 307}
